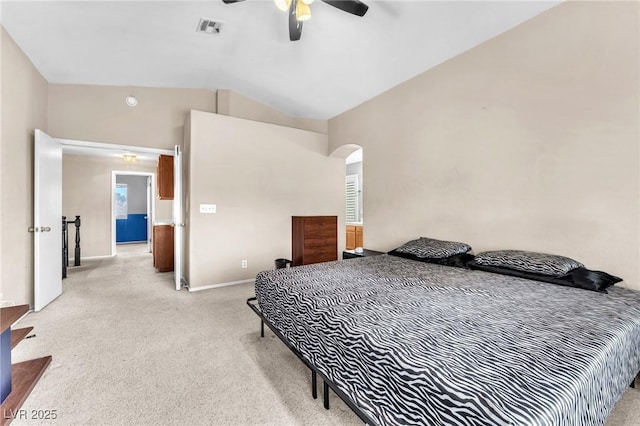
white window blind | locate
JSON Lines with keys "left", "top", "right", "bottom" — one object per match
{"left": 346, "top": 174, "right": 359, "bottom": 223}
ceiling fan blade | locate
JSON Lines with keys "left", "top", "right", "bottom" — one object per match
{"left": 221, "top": 0, "right": 246, "bottom": 3}
{"left": 289, "top": 0, "right": 303, "bottom": 41}
{"left": 321, "top": 0, "right": 368, "bottom": 17}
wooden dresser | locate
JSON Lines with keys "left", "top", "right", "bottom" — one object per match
{"left": 292, "top": 216, "right": 338, "bottom": 266}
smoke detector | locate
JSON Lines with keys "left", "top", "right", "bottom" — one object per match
{"left": 197, "top": 18, "right": 223, "bottom": 35}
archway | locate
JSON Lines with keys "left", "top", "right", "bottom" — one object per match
{"left": 330, "top": 144, "right": 364, "bottom": 251}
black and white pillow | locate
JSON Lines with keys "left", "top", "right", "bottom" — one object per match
{"left": 473, "top": 250, "right": 583, "bottom": 277}
{"left": 392, "top": 237, "right": 471, "bottom": 260}
{"left": 468, "top": 261, "right": 622, "bottom": 292}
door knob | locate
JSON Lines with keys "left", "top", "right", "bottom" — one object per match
{"left": 40, "top": 226, "right": 51, "bottom": 232}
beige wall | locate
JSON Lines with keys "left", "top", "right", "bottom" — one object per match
{"left": 48, "top": 84, "right": 217, "bottom": 150}
{"left": 329, "top": 1, "right": 640, "bottom": 289}
{"left": 218, "top": 89, "right": 328, "bottom": 134}
{"left": 0, "top": 27, "right": 49, "bottom": 305}
{"left": 187, "top": 111, "right": 344, "bottom": 288}
{"left": 63, "top": 154, "right": 172, "bottom": 259}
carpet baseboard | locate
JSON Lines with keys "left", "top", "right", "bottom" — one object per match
{"left": 70, "top": 254, "right": 116, "bottom": 263}
{"left": 187, "top": 278, "right": 254, "bottom": 292}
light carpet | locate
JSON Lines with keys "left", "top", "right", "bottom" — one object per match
{"left": 10, "top": 253, "right": 640, "bottom": 425}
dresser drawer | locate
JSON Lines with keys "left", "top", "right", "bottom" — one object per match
{"left": 304, "top": 236, "right": 337, "bottom": 248}
{"left": 303, "top": 248, "right": 337, "bottom": 264}
{"left": 303, "top": 227, "right": 336, "bottom": 240}
{"left": 304, "top": 218, "right": 336, "bottom": 235}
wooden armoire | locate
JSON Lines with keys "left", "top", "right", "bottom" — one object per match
{"left": 292, "top": 216, "right": 338, "bottom": 266}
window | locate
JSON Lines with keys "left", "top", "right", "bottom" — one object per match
{"left": 115, "top": 184, "right": 128, "bottom": 219}
{"left": 346, "top": 174, "right": 359, "bottom": 223}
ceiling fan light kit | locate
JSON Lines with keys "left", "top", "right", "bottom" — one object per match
{"left": 295, "top": 1, "right": 312, "bottom": 21}
{"left": 222, "top": 0, "right": 368, "bottom": 41}
{"left": 274, "top": 0, "right": 291, "bottom": 12}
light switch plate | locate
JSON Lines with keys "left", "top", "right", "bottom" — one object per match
{"left": 200, "top": 204, "right": 216, "bottom": 214}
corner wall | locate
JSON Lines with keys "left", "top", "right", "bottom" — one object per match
{"left": 329, "top": 1, "right": 640, "bottom": 289}
{"left": 0, "top": 27, "right": 49, "bottom": 306}
{"left": 188, "top": 111, "right": 344, "bottom": 288}
{"left": 218, "top": 89, "right": 328, "bottom": 134}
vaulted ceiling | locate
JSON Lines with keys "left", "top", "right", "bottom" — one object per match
{"left": 0, "top": 1, "right": 560, "bottom": 119}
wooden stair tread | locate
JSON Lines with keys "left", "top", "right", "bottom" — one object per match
{"left": 0, "top": 356, "right": 52, "bottom": 426}
{"left": 0, "top": 306, "right": 29, "bottom": 334}
{"left": 10, "top": 328, "right": 33, "bottom": 350}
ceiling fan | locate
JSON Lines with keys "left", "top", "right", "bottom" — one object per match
{"left": 221, "top": 0, "right": 369, "bottom": 41}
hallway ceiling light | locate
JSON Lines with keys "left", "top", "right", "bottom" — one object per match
{"left": 125, "top": 96, "right": 138, "bottom": 107}
{"left": 123, "top": 153, "right": 137, "bottom": 163}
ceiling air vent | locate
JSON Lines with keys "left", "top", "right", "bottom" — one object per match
{"left": 197, "top": 18, "right": 223, "bottom": 35}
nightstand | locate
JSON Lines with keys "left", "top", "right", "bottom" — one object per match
{"left": 342, "top": 249, "right": 385, "bottom": 260}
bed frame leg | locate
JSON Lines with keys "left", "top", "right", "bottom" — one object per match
{"left": 631, "top": 379, "right": 636, "bottom": 389}
{"left": 260, "top": 320, "right": 264, "bottom": 338}
{"left": 323, "top": 381, "right": 330, "bottom": 409}
{"left": 312, "top": 371, "right": 317, "bottom": 399}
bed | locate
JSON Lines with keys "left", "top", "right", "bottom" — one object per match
{"left": 252, "top": 254, "right": 640, "bottom": 425}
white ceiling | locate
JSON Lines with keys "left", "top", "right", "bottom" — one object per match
{"left": 0, "top": 0, "right": 560, "bottom": 119}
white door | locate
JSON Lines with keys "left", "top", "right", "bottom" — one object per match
{"left": 34, "top": 129, "right": 63, "bottom": 311}
{"left": 173, "top": 146, "right": 183, "bottom": 291}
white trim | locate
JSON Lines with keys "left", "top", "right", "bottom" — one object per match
{"left": 187, "top": 278, "right": 254, "bottom": 292}
{"left": 59, "top": 138, "right": 173, "bottom": 156}
{"left": 70, "top": 254, "right": 116, "bottom": 261}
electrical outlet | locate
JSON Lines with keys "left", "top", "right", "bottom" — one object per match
{"left": 199, "top": 204, "right": 216, "bottom": 214}
{"left": 241, "top": 260, "right": 248, "bottom": 269}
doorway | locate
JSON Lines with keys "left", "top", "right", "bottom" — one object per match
{"left": 345, "top": 148, "right": 363, "bottom": 250}
{"left": 59, "top": 138, "right": 178, "bottom": 287}
{"left": 329, "top": 143, "right": 364, "bottom": 252}
{"left": 113, "top": 172, "right": 154, "bottom": 256}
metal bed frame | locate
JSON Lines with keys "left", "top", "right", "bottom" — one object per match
{"left": 246, "top": 297, "right": 376, "bottom": 425}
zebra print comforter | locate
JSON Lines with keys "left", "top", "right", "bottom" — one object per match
{"left": 254, "top": 255, "right": 640, "bottom": 426}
